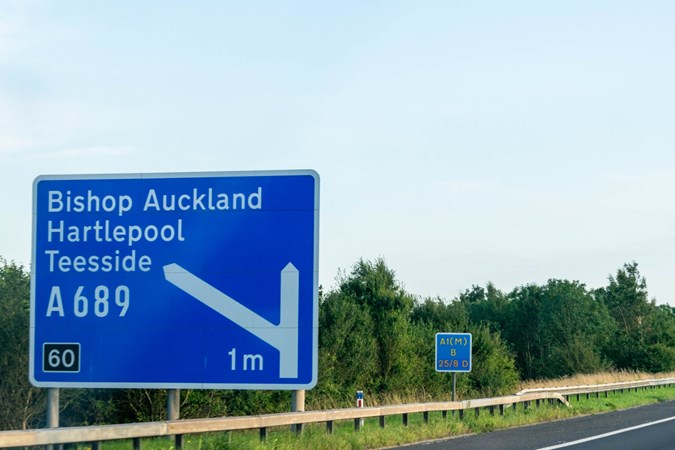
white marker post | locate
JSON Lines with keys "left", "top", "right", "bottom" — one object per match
{"left": 355, "top": 390, "right": 364, "bottom": 430}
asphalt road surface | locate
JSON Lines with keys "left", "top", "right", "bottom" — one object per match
{"left": 394, "top": 400, "right": 675, "bottom": 450}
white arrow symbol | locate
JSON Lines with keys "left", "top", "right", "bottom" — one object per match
{"left": 163, "top": 262, "right": 299, "bottom": 379}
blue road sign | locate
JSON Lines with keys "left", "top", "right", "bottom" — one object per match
{"left": 435, "top": 332, "right": 472, "bottom": 373}
{"left": 30, "top": 170, "right": 319, "bottom": 389}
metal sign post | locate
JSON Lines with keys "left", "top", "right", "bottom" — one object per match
{"left": 291, "top": 390, "right": 305, "bottom": 434}
{"left": 46, "top": 388, "right": 59, "bottom": 450}
{"left": 167, "top": 389, "right": 181, "bottom": 448}
{"left": 30, "top": 170, "right": 319, "bottom": 390}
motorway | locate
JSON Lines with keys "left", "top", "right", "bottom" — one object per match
{"left": 395, "top": 400, "right": 674, "bottom": 450}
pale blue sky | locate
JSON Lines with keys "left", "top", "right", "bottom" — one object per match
{"left": 2, "top": 1, "right": 674, "bottom": 304}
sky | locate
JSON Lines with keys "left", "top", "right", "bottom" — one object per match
{"left": 2, "top": 1, "right": 674, "bottom": 305}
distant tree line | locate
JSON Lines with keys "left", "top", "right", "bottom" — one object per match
{"left": 1, "top": 257, "right": 673, "bottom": 430}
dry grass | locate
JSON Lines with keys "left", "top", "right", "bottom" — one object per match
{"left": 308, "top": 371, "right": 675, "bottom": 410}
{"left": 308, "top": 392, "right": 429, "bottom": 410}
{"left": 518, "top": 370, "right": 675, "bottom": 390}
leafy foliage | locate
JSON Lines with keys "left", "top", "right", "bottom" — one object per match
{"left": 0, "top": 257, "right": 673, "bottom": 429}
{"left": 0, "top": 259, "right": 45, "bottom": 430}
{"left": 595, "top": 262, "right": 675, "bottom": 372}
{"left": 468, "top": 325, "right": 519, "bottom": 396}
{"left": 322, "top": 258, "right": 521, "bottom": 399}
{"left": 316, "top": 287, "right": 379, "bottom": 397}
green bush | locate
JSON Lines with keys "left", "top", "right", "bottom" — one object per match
{"left": 467, "top": 326, "right": 519, "bottom": 397}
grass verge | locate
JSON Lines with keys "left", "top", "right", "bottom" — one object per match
{"left": 73, "top": 384, "right": 675, "bottom": 450}
{"left": 517, "top": 370, "right": 675, "bottom": 391}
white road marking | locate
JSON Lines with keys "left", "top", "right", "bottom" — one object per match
{"left": 537, "top": 415, "right": 675, "bottom": 449}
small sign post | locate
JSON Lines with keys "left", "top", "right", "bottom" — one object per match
{"left": 355, "top": 391, "right": 364, "bottom": 429}
{"left": 435, "top": 332, "right": 472, "bottom": 402}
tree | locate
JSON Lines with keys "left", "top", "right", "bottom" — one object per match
{"left": 595, "top": 262, "right": 675, "bottom": 371}
{"left": 411, "top": 297, "right": 469, "bottom": 331}
{"left": 0, "top": 259, "right": 45, "bottom": 430}
{"left": 500, "top": 284, "right": 546, "bottom": 379}
{"left": 598, "top": 262, "right": 650, "bottom": 339}
{"left": 411, "top": 296, "right": 519, "bottom": 398}
{"left": 316, "top": 289, "right": 379, "bottom": 399}
{"left": 334, "top": 258, "right": 418, "bottom": 392}
{"left": 468, "top": 325, "right": 519, "bottom": 396}
{"left": 536, "top": 279, "right": 613, "bottom": 377}
{"left": 458, "top": 283, "right": 508, "bottom": 332}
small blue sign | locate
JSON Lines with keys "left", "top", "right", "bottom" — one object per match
{"left": 30, "top": 170, "right": 319, "bottom": 389}
{"left": 435, "top": 332, "right": 472, "bottom": 373}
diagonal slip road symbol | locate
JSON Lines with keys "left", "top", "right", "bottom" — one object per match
{"left": 163, "top": 263, "right": 299, "bottom": 379}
